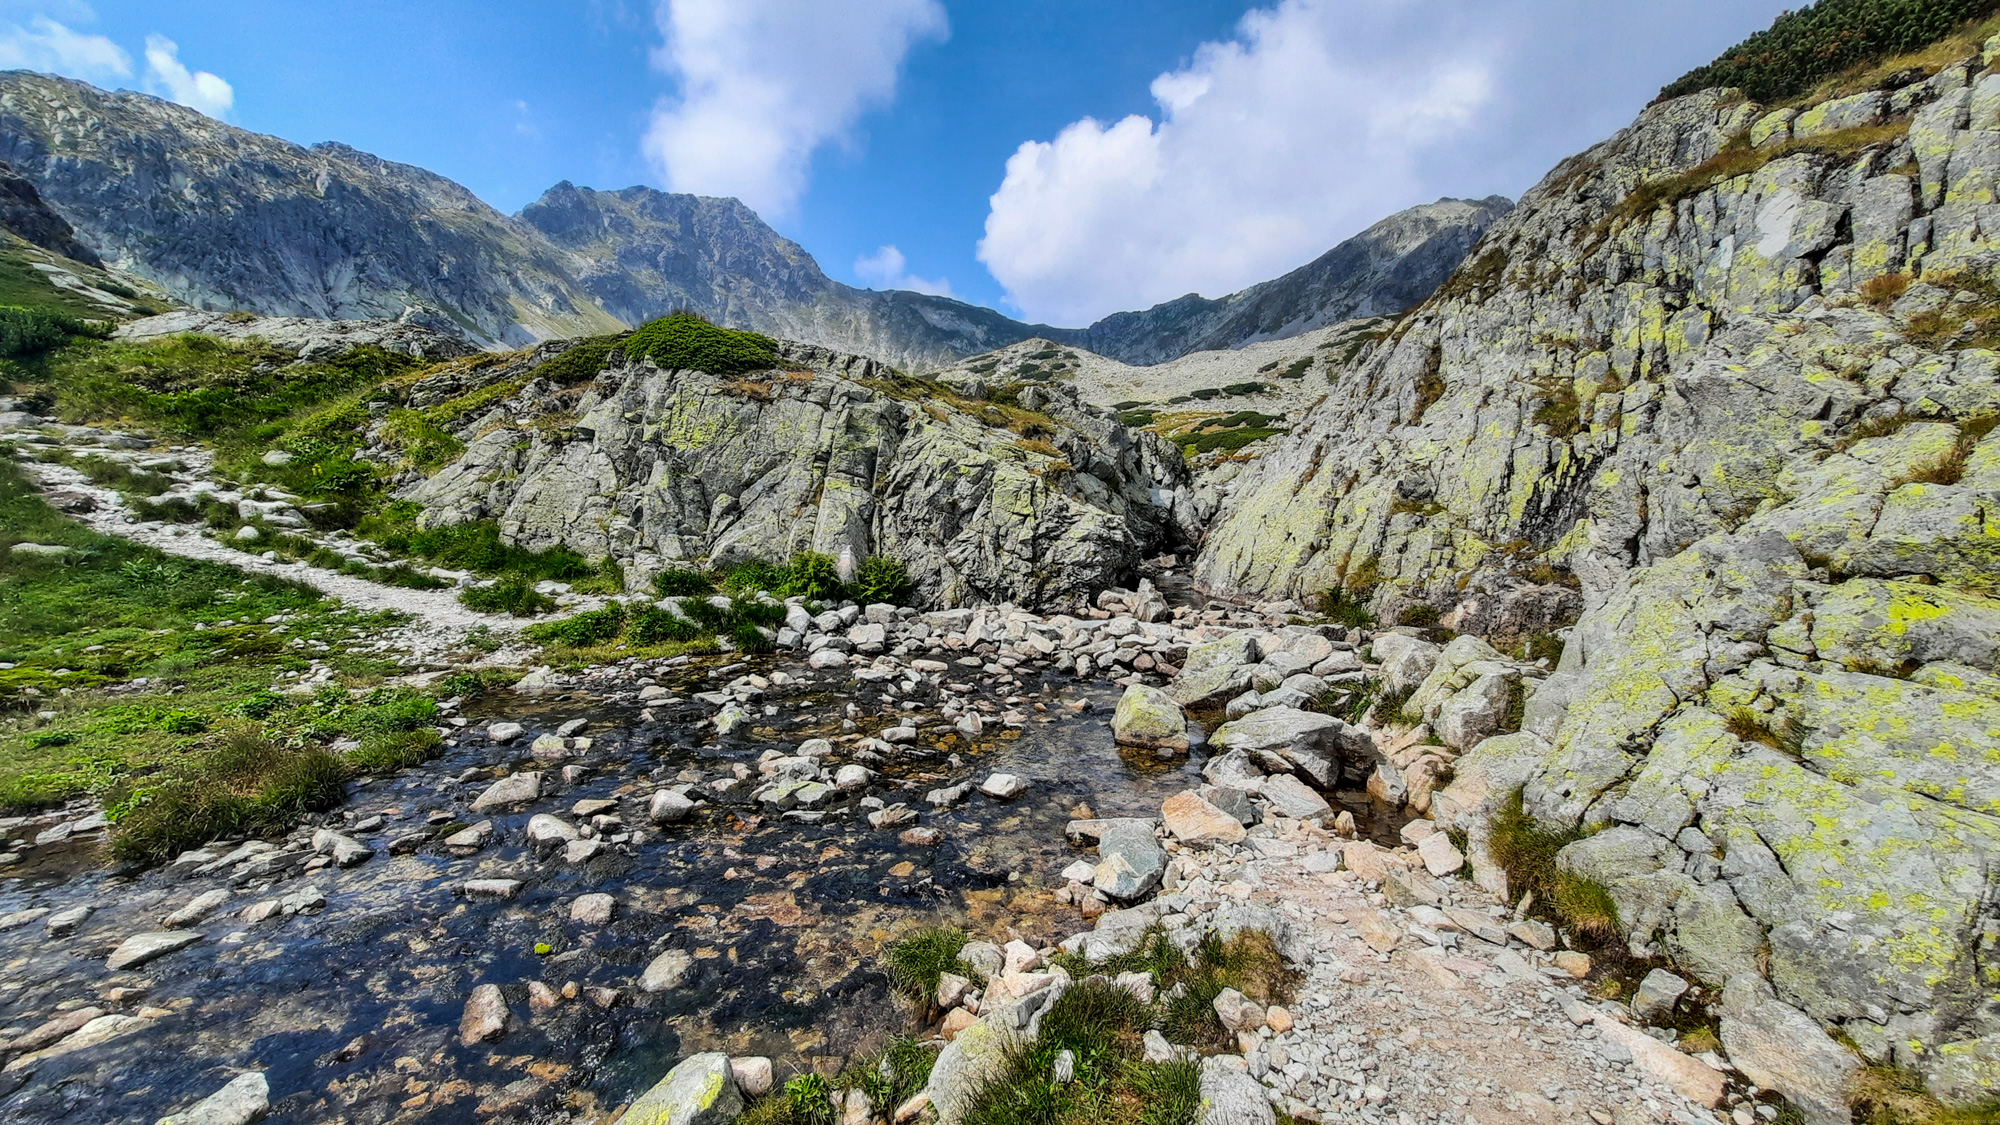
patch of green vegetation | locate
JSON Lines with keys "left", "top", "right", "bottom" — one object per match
{"left": 458, "top": 580, "right": 557, "bottom": 617}
{"left": 0, "top": 461, "right": 429, "bottom": 825}
{"left": 527, "top": 334, "right": 624, "bottom": 385}
{"left": 1436, "top": 247, "right": 1509, "bottom": 303}
{"left": 1849, "top": 1062, "right": 2000, "bottom": 1125}
{"left": 653, "top": 552, "right": 915, "bottom": 607}
{"left": 1519, "top": 631, "right": 1566, "bottom": 665}
{"left": 837, "top": 1036, "right": 938, "bottom": 1115}
{"left": 1487, "top": 788, "right": 1621, "bottom": 940}
{"left": 652, "top": 567, "right": 717, "bottom": 597}
{"left": 357, "top": 503, "right": 615, "bottom": 594}
{"left": 1657, "top": 0, "right": 1998, "bottom": 104}
{"left": 1409, "top": 344, "right": 1447, "bottom": 424}
{"left": 1275, "top": 357, "right": 1312, "bottom": 379}
{"left": 1117, "top": 410, "right": 1157, "bottom": 428}
{"left": 622, "top": 312, "right": 777, "bottom": 376}
{"left": 1726, "top": 707, "right": 1808, "bottom": 758}
{"left": 1397, "top": 603, "right": 1442, "bottom": 628}
{"left": 1317, "top": 586, "right": 1375, "bottom": 629}
{"left": 1532, "top": 375, "right": 1583, "bottom": 439}
{"left": 0, "top": 244, "right": 149, "bottom": 321}
{"left": 884, "top": 925, "right": 975, "bottom": 1002}
{"left": 0, "top": 304, "right": 109, "bottom": 357}
{"left": 1173, "top": 426, "right": 1286, "bottom": 455}
{"left": 377, "top": 409, "right": 464, "bottom": 471}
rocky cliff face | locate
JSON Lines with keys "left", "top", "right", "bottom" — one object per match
{"left": 392, "top": 338, "right": 1191, "bottom": 608}
{"left": 1074, "top": 197, "right": 1513, "bottom": 365}
{"left": 1190, "top": 44, "right": 2000, "bottom": 1107}
{"left": 0, "top": 157, "right": 96, "bottom": 265}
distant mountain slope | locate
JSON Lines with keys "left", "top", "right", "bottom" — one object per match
{"left": 0, "top": 71, "right": 622, "bottom": 346}
{"left": 516, "top": 181, "right": 1074, "bottom": 368}
{"left": 0, "top": 70, "right": 1503, "bottom": 370}
{"left": 1071, "top": 196, "right": 1513, "bottom": 365}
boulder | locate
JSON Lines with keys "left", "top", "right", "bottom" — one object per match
{"left": 1433, "top": 671, "right": 1517, "bottom": 751}
{"left": 1258, "top": 773, "right": 1332, "bottom": 821}
{"left": 623, "top": 1052, "right": 743, "bottom": 1125}
{"left": 641, "top": 949, "right": 694, "bottom": 992}
{"left": 1160, "top": 790, "right": 1246, "bottom": 846}
{"left": 1632, "top": 968, "right": 1689, "bottom": 1024}
{"left": 459, "top": 983, "right": 510, "bottom": 1045}
{"left": 979, "top": 773, "right": 1029, "bottom": 799}
{"left": 1198, "top": 1055, "right": 1275, "bottom": 1125}
{"left": 1093, "top": 822, "right": 1167, "bottom": 901}
{"left": 649, "top": 788, "right": 696, "bottom": 823}
{"left": 1169, "top": 634, "right": 1261, "bottom": 706}
{"left": 1111, "top": 684, "right": 1189, "bottom": 752}
{"left": 1371, "top": 634, "right": 1440, "bottom": 695}
{"left": 1719, "top": 975, "right": 1859, "bottom": 1125}
{"left": 1209, "top": 706, "right": 1354, "bottom": 786}
{"left": 927, "top": 986, "right": 1067, "bottom": 1125}
{"left": 106, "top": 930, "right": 201, "bottom": 971}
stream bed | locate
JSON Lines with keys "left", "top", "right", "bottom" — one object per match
{"left": 0, "top": 653, "right": 1397, "bottom": 1124}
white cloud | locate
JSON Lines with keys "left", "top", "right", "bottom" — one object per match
{"left": 142, "top": 33, "right": 231, "bottom": 118}
{"left": 977, "top": 0, "right": 1797, "bottom": 326}
{"left": 854, "top": 244, "right": 953, "bottom": 298}
{"left": 978, "top": 0, "right": 1498, "bottom": 326}
{"left": 642, "top": 0, "right": 947, "bottom": 219}
{"left": 0, "top": 14, "right": 130, "bottom": 81}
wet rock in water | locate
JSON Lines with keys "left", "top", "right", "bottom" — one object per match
{"left": 526, "top": 813, "right": 578, "bottom": 845}
{"left": 564, "top": 839, "right": 604, "bottom": 863}
{"left": 649, "top": 789, "right": 696, "bottom": 824}
{"left": 44, "top": 904, "right": 92, "bottom": 936}
{"left": 106, "top": 930, "right": 202, "bottom": 971}
{"left": 461, "top": 879, "right": 523, "bottom": 900}
{"left": 868, "top": 804, "right": 918, "bottom": 830}
{"left": 471, "top": 771, "right": 543, "bottom": 811}
{"left": 310, "top": 829, "right": 374, "bottom": 867}
{"left": 925, "top": 781, "right": 971, "bottom": 808}
{"left": 486, "top": 722, "right": 524, "bottom": 744}
{"left": 444, "top": 820, "right": 495, "bottom": 853}
{"left": 730, "top": 1056, "right": 773, "bottom": 1097}
{"left": 715, "top": 703, "right": 750, "bottom": 737}
{"left": 459, "top": 983, "right": 510, "bottom": 1046}
{"left": 153, "top": 1070, "right": 270, "bottom": 1125}
{"left": 0, "top": 907, "right": 50, "bottom": 931}
{"left": 834, "top": 764, "right": 874, "bottom": 791}
{"left": 571, "top": 893, "right": 616, "bottom": 925}
{"left": 1161, "top": 790, "right": 1246, "bottom": 847}
{"left": 642, "top": 949, "right": 693, "bottom": 992}
{"left": 529, "top": 733, "right": 569, "bottom": 761}
{"left": 1111, "top": 684, "right": 1189, "bottom": 752}
{"left": 1093, "top": 822, "right": 1166, "bottom": 902}
{"left": 1632, "top": 968, "right": 1690, "bottom": 1024}
{"left": 162, "top": 889, "right": 231, "bottom": 928}
{"left": 978, "top": 773, "right": 1029, "bottom": 800}
{"left": 1198, "top": 1055, "right": 1274, "bottom": 1125}
{"left": 623, "top": 1051, "right": 742, "bottom": 1125}
{"left": 899, "top": 827, "right": 942, "bottom": 847}
{"left": 5, "top": 1013, "right": 146, "bottom": 1071}
{"left": 11, "top": 1007, "right": 104, "bottom": 1054}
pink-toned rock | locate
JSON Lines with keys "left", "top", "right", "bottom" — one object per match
{"left": 459, "top": 983, "right": 510, "bottom": 1046}
{"left": 1342, "top": 840, "right": 1396, "bottom": 883}
{"left": 1592, "top": 1014, "right": 1725, "bottom": 1107}
{"left": 1351, "top": 906, "right": 1401, "bottom": 953}
{"left": 939, "top": 1007, "right": 978, "bottom": 1041}
{"left": 1161, "top": 790, "right": 1247, "bottom": 847}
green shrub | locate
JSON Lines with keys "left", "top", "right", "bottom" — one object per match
{"left": 528, "top": 335, "right": 622, "bottom": 385}
{"left": 348, "top": 728, "right": 441, "bottom": 772}
{"left": 459, "top": 580, "right": 556, "bottom": 616}
{"left": 626, "top": 604, "right": 702, "bottom": 645}
{"left": 1172, "top": 426, "right": 1286, "bottom": 455}
{"left": 378, "top": 409, "right": 465, "bottom": 471}
{"left": 622, "top": 312, "right": 777, "bottom": 376}
{"left": 1318, "top": 586, "right": 1375, "bottom": 629}
{"left": 1658, "top": 0, "right": 1997, "bottom": 104}
{"left": 852, "top": 556, "right": 914, "bottom": 605}
{"left": 1397, "top": 603, "right": 1441, "bottom": 628}
{"left": 0, "top": 304, "right": 107, "bottom": 356}
{"left": 523, "top": 604, "right": 628, "bottom": 646}
{"left": 652, "top": 567, "right": 716, "bottom": 596}
{"left": 781, "top": 552, "right": 845, "bottom": 600}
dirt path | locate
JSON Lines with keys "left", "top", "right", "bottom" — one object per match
{"left": 19, "top": 450, "right": 532, "bottom": 667}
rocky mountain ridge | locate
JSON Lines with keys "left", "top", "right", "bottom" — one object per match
{"left": 0, "top": 71, "right": 1495, "bottom": 371}
{"left": 1182, "top": 34, "right": 2000, "bottom": 1114}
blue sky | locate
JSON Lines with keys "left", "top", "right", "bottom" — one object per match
{"left": 1, "top": 0, "right": 1795, "bottom": 326}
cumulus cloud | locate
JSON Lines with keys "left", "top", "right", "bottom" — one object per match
{"left": 142, "top": 34, "right": 231, "bottom": 118}
{"left": 642, "top": 0, "right": 947, "bottom": 220}
{"left": 978, "top": 0, "right": 1789, "bottom": 326}
{"left": 0, "top": 14, "right": 130, "bottom": 81}
{"left": 854, "top": 244, "right": 953, "bottom": 298}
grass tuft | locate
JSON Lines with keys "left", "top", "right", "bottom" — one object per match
{"left": 884, "top": 926, "right": 973, "bottom": 1002}
{"left": 1487, "top": 788, "right": 1621, "bottom": 940}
